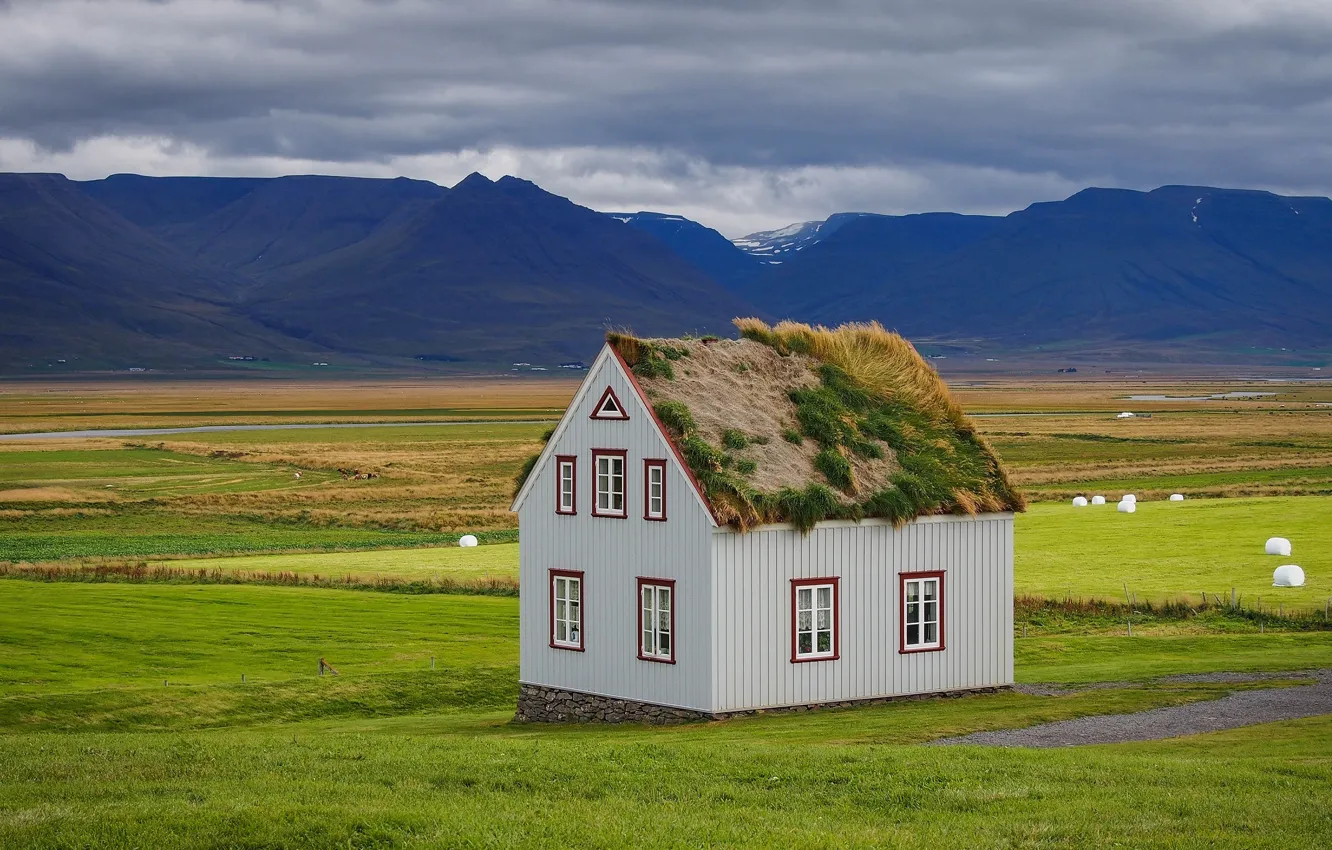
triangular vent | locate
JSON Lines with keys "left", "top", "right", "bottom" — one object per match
{"left": 590, "top": 386, "right": 629, "bottom": 420}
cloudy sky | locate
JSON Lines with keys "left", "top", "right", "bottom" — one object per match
{"left": 2, "top": 0, "right": 1330, "bottom": 236}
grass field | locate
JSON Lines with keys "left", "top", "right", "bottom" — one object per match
{"left": 3, "top": 377, "right": 1332, "bottom": 846}
{"left": 1017, "top": 496, "right": 1332, "bottom": 610}
{"left": 0, "top": 377, "right": 574, "bottom": 434}
{"left": 1, "top": 579, "right": 1329, "bottom": 847}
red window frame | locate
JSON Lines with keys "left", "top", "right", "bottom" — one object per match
{"left": 555, "top": 455, "right": 577, "bottom": 515}
{"left": 636, "top": 577, "right": 676, "bottom": 664}
{"left": 549, "top": 568, "right": 585, "bottom": 652}
{"left": 590, "top": 448, "right": 629, "bottom": 518}
{"left": 643, "top": 458, "right": 667, "bottom": 521}
{"left": 899, "top": 570, "right": 945, "bottom": 654}
{"left": 590, "top": 385, "right": 630, "bottom": 420}
{"left": 790, "top": 577, "right": 840, "bottom": 663}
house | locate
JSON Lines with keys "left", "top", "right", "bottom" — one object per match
{"left": 510, "top": 320, "right": 1024, "bottom": 722}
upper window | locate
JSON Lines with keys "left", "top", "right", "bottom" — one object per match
{"left": 638, "top": 578, "right": 675, "bottom": 663}
{"left": 550, "top": 570, "right": 584, "bottom": 650}
{"left": 791, "top": 578, "right": 839, "bottom": 662}
{"left": 644, "top": 459, "right": 666, "bottom": 521}
{"left": 590, "top": 386, "right": 629, "bottom": 420}
{"left": 555, "top": 455, "right": 576, "bottom": 515}
{"left": 592, "top": 449, "right": 627, "bottom": 518}
{"left": 901, "top": 572, "right": 944, "bottom": 652}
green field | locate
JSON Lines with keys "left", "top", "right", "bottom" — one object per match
{"left": 160, "top": 542, "right": 521, "bottom": 581}
{"left": 4, "top": 380, "right": 1332, "bottom": 846}
{"left": 1016, "top": 496, "right": 1332, "bottom": 609}
{"left": 1, "top": 580, "right": 1330, "bottom": 847}
{"left": 85, "top": 496, "right": 1324, "bottom": 616}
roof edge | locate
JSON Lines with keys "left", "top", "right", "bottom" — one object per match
{"left": 609, "top": 344, "right": 721, "bottom": 527}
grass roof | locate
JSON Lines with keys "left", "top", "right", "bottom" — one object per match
{"left": 609, "top": 319, "right": 1024, "bottom": 532}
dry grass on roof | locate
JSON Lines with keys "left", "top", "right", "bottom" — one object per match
{"left": 607, "top": 321, "right": 1024, "bottom": 531}
{"left": 733, "top": 318, "right": 969, "bottom": 430}
{"left": 633, "top": 338, "right": 899, "bottom": 501}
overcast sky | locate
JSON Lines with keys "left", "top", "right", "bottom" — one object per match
{"left": 2, "top": 0, "right": 1330, "bottom": 236}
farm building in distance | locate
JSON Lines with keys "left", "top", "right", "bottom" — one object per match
{"left": 510, "top": 320, "right": 1024, "bottom": 722}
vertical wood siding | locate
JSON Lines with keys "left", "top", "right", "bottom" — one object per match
{"left": 518, "top": 352, "right": 715, "bottom": 712}
{"left": 710, "top": 514, "right": 1013, "bottom": 713}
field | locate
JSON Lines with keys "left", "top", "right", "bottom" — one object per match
{"left": 2, "top": 375, "right": 1331, "bottom": 847}
{"left": 2, "top": 578, "right": 1330, "bottom": 847}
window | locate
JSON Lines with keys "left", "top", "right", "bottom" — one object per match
{"left": 550, "top": 570, "right": 584, "bottom": 650}
{"left": 901, "top": 572, "right": 944, "bottom": 652}
{"left": 643, "top": 459, "right": 666, "bottom": 520}
{"left": 637, "top": 578, "right": 675, "bottom": 662}
{"left": 591, "top": 449, "right": 627, "bottom": 517}
{"left": 590, "top": 386, "right": 629, "bottom": 420}
{"left": 791, "top": 578, "right": 839, "bottom": 662}
{"left": 555, "top": 455, "right": 576, "bottom": 515}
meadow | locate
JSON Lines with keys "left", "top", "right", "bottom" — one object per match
{"left": 1, "top": 578, "right": 1330, "bottom": 847}
{"left": 2, "top": 375, "right": 1331, "bottom": 847}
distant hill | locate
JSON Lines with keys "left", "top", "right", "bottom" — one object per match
{"left": 232, "top": 175, "right": 751, "bottom": 362}
{"left": 608, "top": 211, "right": 761, "bottom": 291}
{"left": 0, "top": 173, "right": 322, "bottom": 369}
{"left": 0, "top": 172, "right": 750, "bottom": 370}
{"left": 748, "top": 186, "right": 1332, "bottom": 356}
{"left": 2, "top": 172, "right": 1330, "bottom": 371}
{"left": 732, "top": 213, "right": 874, "bottom": 265}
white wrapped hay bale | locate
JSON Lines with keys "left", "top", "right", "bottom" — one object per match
{"left": 458, "top": 534, "right": 479, "bottom": 548}
{"left": 1265, "top": 537, "right": 1292, "bottom": 556}
{"left": 1072, "top": 496, "right": 1088, "bottom": 507}
{"left": 1169, "top": 493, "right": 1185, "bottom": 501}
{"left": 1273, "top": 564, "right": 1305, "bottom": 587}
{"left": 1122, "top": 494, "right": 1137, "bottom": 503}
{"left": 1091, "top": 495, "right": 1106, "bottom": 505}
{"left": 1117, "top": 500, "right": 1136, "bottom": 513}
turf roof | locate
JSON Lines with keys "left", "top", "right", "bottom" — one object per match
{"left": 608, "top": 319, "right": 1024, "bottom": 532}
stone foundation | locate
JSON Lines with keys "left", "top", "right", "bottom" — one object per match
{"left": 515, "top": 683, "right": 710, "bottom": 724}
{"left": 514, "top": 683, "right": 1012, "bottom": 724}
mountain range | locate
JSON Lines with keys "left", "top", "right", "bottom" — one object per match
{"left": 2, "top": 172, "right": 747, "bottom": 370}
{"left": 2, "top": 172, "right": 1330, "bottom": 372}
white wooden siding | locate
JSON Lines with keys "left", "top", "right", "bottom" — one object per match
{"left": 518, "top": 350, "right": 715, "bottom": 712}
{"left": 710, "top": 514, "right": 1013, "bottom": 713}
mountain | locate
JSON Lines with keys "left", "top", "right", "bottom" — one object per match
{"left": 0, "top": 173, "right": 322, "bottom": 368}
{"left": 751, "top": 186, "right": 1332, "bottom": 355}
{"left": 5, "top": 172, "right": 1332, "bottom": 371}
{"left": 232, "top": 174, "right": 751, "bottom": 362}
{"left": 732, "top": 213, "right": 874, "bottom": 265}
{"left": 43, "top": 172, "right": 752, "bottom": 367}
{"left": 608, "top": 211, "right": 761, "bottom": 291}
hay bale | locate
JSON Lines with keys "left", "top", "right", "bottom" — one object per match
{"left": 1072, "top": 496, "right": 1088, "bottom": 507}
{"left": 459, "top": 534, "right": 479, "bottom": 548}
{"left": 1265, "top": 537, "right": 1292, "bottom": 556}
{"left": 1169, "top": 493, "right": 1185, "bottom": 502}
{"left": 1273, "top": 564, "right": 1305, "bottom": 587}
{"left": 1117, "top": 500, "right": 1136, "bottom": 513}
{"left": 1122, "top": 494, "right": 1136, "bottom": 503}
{"left": 1090, "top": 495, "right": 1106, "bottom": 505}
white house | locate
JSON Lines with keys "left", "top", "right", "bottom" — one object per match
{"left": 510, "top": 322, "right": 1021, "bottom": 722}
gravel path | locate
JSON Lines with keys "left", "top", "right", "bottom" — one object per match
{"left": 935, "top": 670, "right": 1332, "bottom": 748}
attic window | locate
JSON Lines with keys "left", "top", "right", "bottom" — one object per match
{"left": 592, "top": 449, "right": 627, "bottom": 518}
{"left": 590, "top": 386, "right": 629, "bottom": 420}
{"left": 555, "top": 455, "right": 576, "bottom": 515}
{"left": 644, "top": 459, "right": 666, "bottom": 521}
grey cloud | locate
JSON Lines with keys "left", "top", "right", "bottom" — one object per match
{"left": 2, "top": 0, "right": 1331, "bottom": 232}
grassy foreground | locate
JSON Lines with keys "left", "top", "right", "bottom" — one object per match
{"left": 1, "top": 579, "right": 1330, "bottom": 847}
